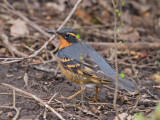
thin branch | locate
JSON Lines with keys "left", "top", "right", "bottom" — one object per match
{"left": 0, "top": 89, "right": 20, "bottom": 120}
{"left": 112, "top": 0, "right": 120, "bottom": 120}
{"left": 12, "top": 90, "right": 20, "bottom": 120}
{"left": 122, "top": 41, "right": 141, "bottom": 119}
{"left": 0, "top": 33, "right": 27, "bottom": 57}
{"left": 87, "top": 42, "right": 160, "bottom": 50}
{"left": 1, "top": 83, "right": 65, "bottom": 120}
{"left": 57, "top": 0, "right": 82, "bottom": 31}
{"left": 0, "top": 106, "right": 20, "bottom": 120}
{"left": 13, "top": 90, "right": 16, "bottom": 107}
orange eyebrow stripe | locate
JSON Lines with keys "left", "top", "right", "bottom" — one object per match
{"left": 68, "top": 33, "right": 81, "bottom": 41}
{"left": 68, "top": 33, "right": 76, "bottom": 37}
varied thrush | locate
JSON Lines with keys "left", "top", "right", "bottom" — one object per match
{"left": 48, "top": 28, "right": 135, "bottom": 102}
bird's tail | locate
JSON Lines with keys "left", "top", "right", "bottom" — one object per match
{"left": 113, "top": 78, "right": 136, "bottom": 92}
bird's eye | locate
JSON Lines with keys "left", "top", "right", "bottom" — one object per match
{"left": 65, "top": 34, "right": 69, "bottom": 37}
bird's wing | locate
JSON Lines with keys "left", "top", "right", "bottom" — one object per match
{"left": 58, "top": 53, "right": 114, "bottom": 83}
{"left": 58, "top": 41, "right": 136, "bottom": 92}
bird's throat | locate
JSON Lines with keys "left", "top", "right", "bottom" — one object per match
{"left": 58, "top": 35, "right": 73, "bottom": 50}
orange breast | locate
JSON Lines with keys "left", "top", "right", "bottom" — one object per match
{"left": 58, "top": 35, "right": 72, "bottom": 50}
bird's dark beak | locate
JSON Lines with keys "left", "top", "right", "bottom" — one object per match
{"left": 48, "top": 30, "right": 57, "bottom": 34}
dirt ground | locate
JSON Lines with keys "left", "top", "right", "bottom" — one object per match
{"left": 0, "top": 0, "right": 160, "bottom": 120}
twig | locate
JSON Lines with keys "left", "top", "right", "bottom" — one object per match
{"left": 87, "top": 42, "right": 160, "bottom": 50}
{"left": 54, "top": 64, "right": 60, "bottom": 77}
{"left": 0, "top": 89, "right": 20, "bottom": 120}
{"left": 24, "top": 0, "right": 34, "bottom": 15}
{"left": 32, "top": 65, "right": 58, "bottom": 73}
{"left": 43, "top": 92, "right": 59, "bottom": 119}
{"left": 47, "top": 92, "right": 59, "bottom": 104}
{"left": 0, "top": 59, "right": 23, "bottom": 64}
{"left": 0, "top": 83, "right": 65, "bottom": 120}
{"left": 112, "top": 0, "right": 120, "bottom": 120}
{"left": 56, "top": 108, "right": 82, "bottom": 120}
{"left": 0, "top": 106, "right": 20, "bottom": 120}
{"left": 0, "top": 92, "right": 32, "bottom": 99}
{"left": 121, "top": 38, "right": 141, "bottom": 119}
{"left": 57, "top": 0, "right": 82, "bottom": 31}
{"left": 116, "top": 2, "right": 140, "bottom": 118}
{"left": 0, "top": 58, "right": 23, "bottom": 60}
{"left": 146, "top": 90, "right": 159, "bottom": 100}
{"left": 12, "top": 89, "right": 20, "bottom": 120}
{"left": 0, "top": 33, "right": 27, "bottom": 57}
{"left": 139, "top": 98, "right": 158, "bottom": 104}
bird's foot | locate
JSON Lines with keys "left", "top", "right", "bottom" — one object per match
{"left": 86, "top": 96, "right": 98, "bottom": 102}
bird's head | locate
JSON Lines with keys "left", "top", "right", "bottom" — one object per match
{"left": 48, "top": 28, "right": 81, "bottom": 50}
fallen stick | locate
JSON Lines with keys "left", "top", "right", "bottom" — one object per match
{"left": 1, "top": 83, "right": 65, "bottom": 120}
{"left": 88, "top": 42, "right": 160, "bottom": 50}
{"left": 0, "top": 90, "right": 20, "bottom": 120}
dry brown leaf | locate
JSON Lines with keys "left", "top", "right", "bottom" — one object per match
{"left": 75, "top": 7, "right": 92, "bottom": 24}
{"left": 153, "top": 72, "right": 160, "bottom": 83}
{"left": 119, "top": 31, "right": 139, "bottom": 41}
{"left": 114, "top": 113, "right": 134, "bottom": 120}
{"left": 90, "top": 106, "right": 101, "bottom": 115}
{"left": 101, "top": 10, "right": 110, "bottom": 23}
{"left": 118, "top": 27, "right": 140, "bottom": 42}
{"left": 45, "top": 1, "right": 65, "bottom": 12}
{"left": 131, "top": 16, "right": 154, "bottom": 28}
{"left": 123, "top": 68, "right": 132, "bottom": 76}
{"left": 9, "top": 19, "right": 29, "bottom": 37}
{"left": 128, "top": 1, "right": 151, "bottom": 15}
{"left": 119, "top": 95, "right": 129, "bottom": 104}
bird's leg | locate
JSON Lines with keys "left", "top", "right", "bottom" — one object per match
{"left": 61, "top": 86, "right": 86, "bottom": 99}
{"left": 86, "top": 86, "right": 99, "bottom": 102}
{"left": 95, "top": 86, "right": 99, "bottom": 101}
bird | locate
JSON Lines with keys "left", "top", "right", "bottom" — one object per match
{"left": 48, "top": 28, "right": 136, "bottom": 102}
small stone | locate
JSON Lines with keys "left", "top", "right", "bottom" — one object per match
{"left": 123, "top": 68, "right": 132, "bottom": 76}
{"left": 0, "top": 110, "right": 3, "bottom": 115}
{"left": 7, "top": 112, "right": 13, "bottom": 118}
